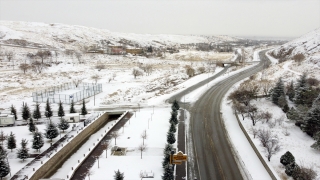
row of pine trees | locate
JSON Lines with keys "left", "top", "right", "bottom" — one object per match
{"left": 10, "top": 99, "right": 88, "bottom": 122}
{"left": 0, "top": 99, "right": 90, "bottom": 179}
{"left": 162, "top": 100, "right": 180, "bottom": 180}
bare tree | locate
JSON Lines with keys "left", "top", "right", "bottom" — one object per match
{"left": 31, "top": 60, "right": 48, "bottom": 73}
{"left": 138, "top": 144, "right": 147, "bottom": 159}
{"left": 249, "top": 126, "right": 259, "bottom": 138}
{"left": 91, "top": 75, "right": 101, "bottom": 84}
{"left": 232, "top": 101, "right": 247, "bottom": 120}
{"left": 140, "top": 130, "right": 147, "bottom": 145}
{"left": 206, "top": 60, "right": 216, "bottom": 73}
{"left": 36, "top": 50, "right": 51, "bottom": 64}
{"left": 5, "top": 51, "right": 14, "bottom": 62}
{"left": 307, "top": 77, "right": 320, "bottom": 86}
{"left": 261, "top": 111, "right": 272, "bottom": 123}
{"left": 112, "top": 73, "right": 117, "bottom": 80}
{"left": 95, "top": 64, "right": 106, "bottom": 71}
{"left": 75, "top": 51, "right": 84, "bottom": 64}
{"left": 265, "top": 139, "right": 280, "bottom": 161}
{"left": 132, "top": 67, "right": 143, "bottom": 79}
{"left": 111, "top": 131, "right": 120, "bottom": 145}
{"left": 19, "top": 63, "right": 30, "bottom": 74}
{"left": 293, "top": 54, "right": 305, "bottom": 65}
{"left": 260, "top": 80, "right": 273, "bottom": 96}
{"left": 247, "top": 104, "right": 262, "bottom": 126}
{"left": 101, "top": 141, "right": 110, "bottom": 158}
{"left": 275, "top": 115, "right": 285, "bottom": 126}
{"left": 282, "top": 126, "right": 290, "bottom": 136}
{"left": 197, "top": 67, "right": 206, "bottom": 74}
{"left": 185, "top": 65, "right": 195, "bottom": 77}
{"left": 145, "top": 64, "right": 153, "bottom": 76}
{"left": 72, "top": 78, "right": 83, "bottom": 88}
{"left": 65, "top": 50, "right": 74, "bottom": 58}
{"left": 258, "top": 129, "right": 274, "bottom": 147}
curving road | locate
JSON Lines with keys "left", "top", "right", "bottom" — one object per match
{"left": 170, "top": 50, "right": 270, "bottom": 180}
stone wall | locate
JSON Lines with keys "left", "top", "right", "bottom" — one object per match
{"left": 234, "top": 111, "right": 278, "bottom": 180}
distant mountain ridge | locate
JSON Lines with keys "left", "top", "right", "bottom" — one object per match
{"left": 0, "top": 21, "right": 240, "bottom": 51}
{"left": 271, "top": 27, "right": 320, "bottom": 65}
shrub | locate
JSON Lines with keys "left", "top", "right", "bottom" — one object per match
{"left": 280, "top": 151, "right": 295, "bottom": 166}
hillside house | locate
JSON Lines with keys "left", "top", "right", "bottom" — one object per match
{"left": 126, "top": 48, "right": 143, "bottom": 55}
{"left": 106, "top": 46, "right": 125, "bottom": 55}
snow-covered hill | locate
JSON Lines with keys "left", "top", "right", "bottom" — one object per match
{"left": 0, "top": 21, "right": 239, "bottom": 51}
{"left": 270, "top": 27, "right": 320, "bottom": 66}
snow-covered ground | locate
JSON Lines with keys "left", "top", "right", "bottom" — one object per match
{"left": 0, "top": 46, "right": 270, "bottom": 180}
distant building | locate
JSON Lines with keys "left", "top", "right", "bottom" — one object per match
{"left": 126, "top": 48, "right": 143, "bottom": 55}
{"left": 106, "top": 46, "right": 125, "bottom": 55}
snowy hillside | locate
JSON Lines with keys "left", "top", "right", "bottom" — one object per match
{"left": 0, "top": 21, "right": 239, "bottom": 51}
{"left": 270, "top": 27, "right": 320, "bottom": 66}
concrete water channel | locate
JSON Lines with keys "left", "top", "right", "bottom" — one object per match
{"left": 47, "top": 111, "right": 132, "bottom": 180}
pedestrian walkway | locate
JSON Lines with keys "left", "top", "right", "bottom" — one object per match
{"left": 71, "top": 112, "right": 132, "bottom": 180}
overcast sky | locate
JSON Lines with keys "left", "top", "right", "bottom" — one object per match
{"left": 0, "top": 0, "right": 319, "bottom": 38}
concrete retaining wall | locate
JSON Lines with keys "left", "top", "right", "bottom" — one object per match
{"left": 30, "top": 113, "right": 109, "bottom": 180}
{"left": 234, "top": 111, "right": 278, "bottom": 180}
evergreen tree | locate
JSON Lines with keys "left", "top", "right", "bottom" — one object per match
{"left": 271, "top": 78, "right": 286, "bottom": 106}
{"left": 81, "top": 99, "right": 88, "bottom": 116}
{"left": 311, "top": 131, "right": 320, "bottom": 150}
{"left": 287, "top": 80, "right": 295, "bottom": 101}
{"left": 169, "top": 112, "right": 178, "bottom": 125}
{"left": 285, "top": 162, "right": 299, "bottom": 177}
{"left": 172, "top": 99, "right": 180, "bottom": 111}
{"left": 17, "top": 139, "right": 29, "bottom": 161}
{"left": 28, "top": 118, "right": 36, "bottom": 133}
{"left": 33, "top": 103, "right": 41, "bottom": 121}
{"left": 294, "top": 73, "right": 309, "bottom": 105}
{"left": 45, "top": 98, "right": 53, "bottom": 120}
{"left": 280, "top": 151, "right": 295, "bottom": 166}
{"left": 10, "top": 105, "right": 17, "bottom": 120}
{"left": 162, "top": 151, "right": 171, "bottom": 168}
{"left": 69, "top": 99, "right": 76, "bottom": 113}
{"left": 0, "top": 158, "right": 10, "bottom": 179}
{"left": 58, "top": 101, "right": 65, "bottom": 119}
{"left": 6, "top": 132, "right": 16, "bottom": 152}
{"left": 32, "top": 131, "right": 44, "bottom": 152}
{"left": 301, "top": 93, "right": 320, "bottom": 137}
{"left": 147, "top": 46, "right": 153, "bottom": 53}
{"left": 0, "top": 145, "right": 7, "bottom": 160}
{"left": 163, "top": 143, "right": 173, "bottom": 154}
{"left": 169, "top": 123, "right": 176, "bottom": 133}
{"left": 113, "top": 169, "right": 124, "bottom": 180}
{"left": 58, "top": 118, "right": 70, "bottom": 133}
{"left": 45, "top": 121, "right": 59, "bottom": 142}
{"left": 162, "top": 164, "right": 174, "bottom": 180}
{"left": 21, "top": 103, "right": 30, "bottom": 121}
{"left": 286, "top": 107, "right": 300, "bottom": 121}
{"left": 167, "top": 132, "right": 176, "bottom": 144}
{"left": 162, "top": 144, "right": 173, "bottom": 168}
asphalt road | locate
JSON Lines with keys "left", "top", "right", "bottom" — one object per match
{"left": 170, "top": 50, "right": 271, "bottom": 180}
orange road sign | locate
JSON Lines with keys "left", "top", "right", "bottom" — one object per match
{"left": 172, "top": 160, "right": 182, "bottom": 165}
{"left": 172, "top": 151, "right": 188, "bottom": 161}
